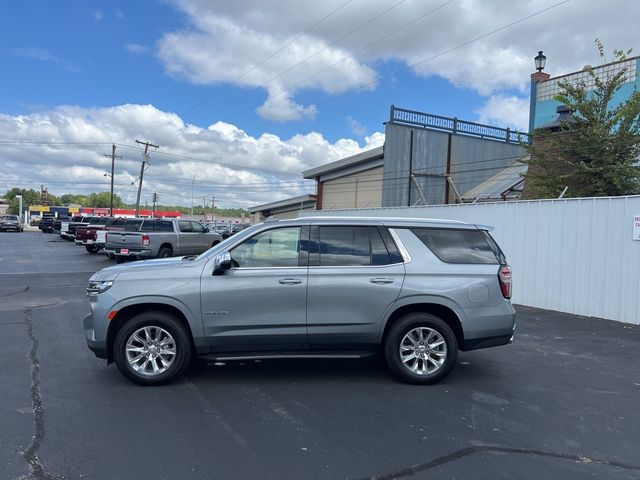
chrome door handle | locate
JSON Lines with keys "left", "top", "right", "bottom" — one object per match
{"left": 369, "top": 277, "right": 394, "bottom": 285}
{"left": 278, "top": 278, "right": 303, "bottom": 285}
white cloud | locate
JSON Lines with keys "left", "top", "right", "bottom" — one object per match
{"left": 346, "top": 116, "right": 367, "bottom": 136}
{"left": 152, "top": 0, "right": 640, "bottom": 122}
{"left": 9, "top": 47, "right": 82, "bottom": 73}
{"left": 476, "top": 95, "right": 530, "bottom": 131}
{"left": 125, "top": 44, "right": 150, "bottom": 55}
{"left": 0, "top": 104, "right": 383, "bottom": 208}
{"left": 93, "top": 9, "right": 104, "bottom": 22}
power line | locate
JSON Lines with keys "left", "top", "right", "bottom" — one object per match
{"left": 180, "top": 0, "right": 356, "bottom": 116}
{"left": 220, "top": 0, "right": 458, "bottom": 125}
{"left": 225, "top": 0, "right": 571, "bottom": 129}
{"left": 191, "top": 0, "right": 411, "bottom": 124}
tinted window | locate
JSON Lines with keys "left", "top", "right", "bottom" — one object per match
{"left": 155, "top": 220, "right": 174, "bottom": 232}
{"left": 178, "top": 221, "right": 193, "bottom": 233}
{"left": 231, "top": 227, "right": 301, "bottom": 268}
{"left": 318, "top": 226, "right": 370, "bottom": 266}
{"left": 379, "top": 227, "right": 404, "bottom": 263}
{"left": 191, "top": 221, "right": 205, "bottom": 233}
{"left": 411, "top": 228, "right": 500, "bottom": 264}
{"left": 107, "top": 218, "right": 126, "bottom": 227}
{"left": 370, "top": 227, "right": 392, "bottom": 265}
{"left": 124, "top": 219, "right": 143, "bottom": 231}
{"left": 139, "top": 220, "right": 155, "bottom": 232}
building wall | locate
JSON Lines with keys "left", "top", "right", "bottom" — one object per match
{"left": 304, "top": 195, "right": 640, "bottom": 325}
{"left": 532, "top": 58, "right": 639, "bottom": 129}
{"left": 382, "top": 123, "right": 525, "bottom": 207}
{"left": 321, "top": 166, "right": 383, "bottom": 209}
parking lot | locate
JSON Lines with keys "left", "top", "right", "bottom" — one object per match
{"left": 1, "top": 230, "right": 640, "bottom": 480}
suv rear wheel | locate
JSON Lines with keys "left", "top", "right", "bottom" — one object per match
{"left": 113, "top": 311, "right": 192, "bottom": 386}
{"left": 384, "top": 313, "right": 458, "bottom": 384}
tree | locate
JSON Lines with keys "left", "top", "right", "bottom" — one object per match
{"left": 525, "top": 42, "right": 640, "bottom": 198}
{"left": 3, "top": 188, "right": 58, "bottom": 215}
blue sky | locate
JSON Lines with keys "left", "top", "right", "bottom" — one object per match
{"left": 0, "top": 0, "right": 635, "bottom": 207}
{"left": 0, "top": 0, "right": 494, "bottom": 143}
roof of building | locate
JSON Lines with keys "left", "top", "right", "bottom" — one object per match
{"left": 250, "top": 194, "right": 317, "bottom": 214}
{"left": 460, "top": 159, "right": 528, "bottom": 202}
{"left": 302, "top": 146, "right": 384, "bottom": 179}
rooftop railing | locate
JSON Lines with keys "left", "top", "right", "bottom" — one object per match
{"left": 389, "top": 105, "right": 529, "bottom": 144}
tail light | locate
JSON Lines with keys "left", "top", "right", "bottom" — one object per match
{"left": 141, "top": 234, "right": 150, "bottom": 246}
{"left": 498, "top": 265, "right": 512, "bottom": 299}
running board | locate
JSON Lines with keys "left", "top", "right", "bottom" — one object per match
{"left": 200, "top": 351, "right": 378, "bottom": 362}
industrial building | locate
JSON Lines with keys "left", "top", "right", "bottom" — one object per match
{"left": 296, "top": 106, "right": 529, "bottom": 213}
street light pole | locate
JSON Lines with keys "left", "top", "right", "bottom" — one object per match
{"left": 102, "top": 145, "right": 121, "bottom": 217}
{"left": 16, "top": 195, "right": 23, "bottom": 224}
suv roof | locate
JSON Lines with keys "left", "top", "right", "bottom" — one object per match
{"left": 270, "top": 216, "right": 484, "bottom": 230}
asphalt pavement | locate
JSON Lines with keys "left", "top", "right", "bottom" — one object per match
{"left": 1, "top": 230, "right": 640, "bottom": 480}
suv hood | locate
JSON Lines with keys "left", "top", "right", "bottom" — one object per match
{"left": 92, "top": 256, "right": 201, "bottom": 281}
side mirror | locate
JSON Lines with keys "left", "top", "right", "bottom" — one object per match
{"left": 204, "top": 227, "right": 210, "bottom": 233}
{"left": 213, "top": 251, "right": 232, "bottom": 275}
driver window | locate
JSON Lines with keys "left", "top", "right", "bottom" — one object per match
{"left": 231, "top": 227, "right": 301, "bottom": 268}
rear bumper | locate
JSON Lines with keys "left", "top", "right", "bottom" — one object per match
{"left": 463, "top": 334, "right": 513, "bottom": 351}
{"left": 104, "top": 247, "right": 154, "bottom": 258}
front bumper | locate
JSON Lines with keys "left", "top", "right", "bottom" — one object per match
{"left": 83, "top": 313, "right": 107, "bottom": 358}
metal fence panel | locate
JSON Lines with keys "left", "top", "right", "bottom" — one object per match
{"left": 303, "top": 196, "right": 640, "bottom": 324}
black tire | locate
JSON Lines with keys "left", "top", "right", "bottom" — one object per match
{"left": 212, "top": 240, "right": 220, "bottom": 247}
{"left": 85, "top": 244, "right": 99, "bottom": 254}
{"left": 157, "top": 246, "right": 173, "bottom": 258}
{"left": 106, "top": 253, "right": 115, "bottom": 260}
{"left": 113, "top": 311, "right": 192, "bottom": 386}
{"left": 384, "top": 313, "right": 458, "bottom": 385}
{"left": 115, "top": 256, "right": 127, "bottom": 264}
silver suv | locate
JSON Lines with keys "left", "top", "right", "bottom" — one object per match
{"left": 84, "top": 217, "right": 515, "bottom": 385}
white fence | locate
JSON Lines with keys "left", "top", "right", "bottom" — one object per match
{"left": 304, "top": 196, "right": 640, "bottom": 325}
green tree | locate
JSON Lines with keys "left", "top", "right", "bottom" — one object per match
{"left": 85, "top": 192, "right": 123, "bottom": 208}
{"left": 525, "top": 42, "right": 640, "bottom": 198}
{"left": 3, "top": 188, "right": 58, "bottom": 214}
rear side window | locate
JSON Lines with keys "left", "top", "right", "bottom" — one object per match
{"left": 155, "top": 220, "right": 174, "bottom": 232}
{"left": 124, "top": 219, "right": 143, "bottom": 231}
{"left": 107, "top": 218, "right": 126, "bottom": 227}
{"left": 411, "top": 228, "right": 501, "bottom": 264}
{"left": 318, "top": 226, "right": 370, "bottom": 266}
{"left": 178, "top": 221, "right": 193, "bottom": 233}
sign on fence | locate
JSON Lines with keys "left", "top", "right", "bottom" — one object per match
{"left": 634, "top": 215, "right": 640, "bottom": 240}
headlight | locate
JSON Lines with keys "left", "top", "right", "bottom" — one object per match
{"left": 87, "top": 280, "right": 114, "bottom": 295}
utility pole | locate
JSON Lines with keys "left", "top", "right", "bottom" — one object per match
{"left": 134, "top": 140, "right": 159, "bottom": 217}
{"left": 152, "top": 193, "right": 158, "bottom": 218}
{"left": 103, "top": 144, "right": 122, "bottom": 217}
{"left": 202, "top": 195, "right": 207, "bottom": 222}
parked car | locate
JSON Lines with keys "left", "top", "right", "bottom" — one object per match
{"left": 39, "top": 216, "right": 55, "bottom": 233}
{"left": 98, "top": 219, "right": 143, "bottom": 258}
{"left": 84, "top": 216, "right": 515, "bottom": 386}
{"left": 0, "top": 215, "right": 23, "bottom": 232}
{"left": 103, "top": 218, "right": 222, "bottom": 263}
{"left": 61, "top": 216, "right": 92, "bottom": 240}
{"left": 75, "top": 217, "right": 113, "bottom": 253}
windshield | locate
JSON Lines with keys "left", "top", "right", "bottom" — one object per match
{"left": 1, "top": 215, "right": 18, "bottom": 220}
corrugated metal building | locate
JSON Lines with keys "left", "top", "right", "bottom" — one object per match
{"left": 302, "top": 146, "right": 384, "bottom": 210}
{"left": 250, "top": 194, "right": 317, "bottom": 220}
{"left": 383, "top": 106, "right": 528, "bottom": 206}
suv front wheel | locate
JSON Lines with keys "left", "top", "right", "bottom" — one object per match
{"left": 113, "top": 311, "right": 192, "bottom": 386}
{"left": 384, "top": 313, "right": 458, "bottom": 385}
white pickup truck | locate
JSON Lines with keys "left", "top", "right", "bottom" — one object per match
{"left": 104, "top": 218, "right": 222, "bottom": 262}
